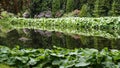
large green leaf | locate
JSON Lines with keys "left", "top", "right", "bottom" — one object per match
{"left": 75, "top": 62, "right": 90, "bottom": 67}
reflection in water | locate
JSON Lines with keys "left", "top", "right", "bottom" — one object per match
{"left": 6, "top": 17, "right": 120, "bottom": 49}
{"left": 2, "top": 28, "right": 120, "bottom": 49}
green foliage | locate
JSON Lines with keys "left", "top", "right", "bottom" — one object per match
{"left": 66, "top": 0, "right": 74, "bottom": 12}
{"left": 52, "top": 0, "right": 61, "bottom": 16}
{"left": 0, "top": 0, "right": 120, "bottom": 17}
{"left": 79, "top": 4, "right": 91, "bottom": 17}
{"left": 87, "top": 0, "right": 95, "bottom": 16}
{"left": 0, "top": 11, "right": 15, "bottom": 18}
{"left": 0, "top": 64, "right": 15, "bottom": 68}
{"left": 0, "top": 0, "right": 30, "bottom": 14}
{"left": 0, "top": 46, "right": 120, "bottom": 68}
{"left": 2, "top": 17, "right": 120, "bottom": 39}
{"left": 93, "top": 0, "right": 111, "bottom": 17}
{"left": 109, "top": 0, "right": 120, "bottom": 16}
{"left": 79, "top": 0, "right": 87, "bottom": 9}
{"left": 30, "top": 0, "right": 41, "bottom": 16}
{"left": 30, "top": 0, "right": 52, "bottom": 17}
{"left": 41, "top": 0, "right": 52, "bottom": 11}
{"left": 0, "top": 17, "right": 120, "bottom": 49}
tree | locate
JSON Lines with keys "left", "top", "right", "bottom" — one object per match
{"left": 30, "top": 0, "right": 52, "bottom": 17}
{"left": 52, "top": 0, "right": 60, "bottom": 16}
{"left": 60, "top": 0, "right": 67, "bottom": 10}
{"left": 0, "top": 0, "right": 31, "bottom": 14}
{"left": 41, "top": 0, "right": 52, "bottom": 11}
{"left": 93, "top": 0, "right": 111, "bottom": 17}
{"left": 79, "top": 4, "right": 91, "bottom": 17}
{"left": 79, "top": 0, "right": 87, "bottom": 9}
{"left": 87, "top": 0, "right": 95, "bottom": 16}
{"left": 66, "top": 0, "right": 74, "bottom": 12}
{"left": 109, "top": 0, "right": 120, "bottom": 16}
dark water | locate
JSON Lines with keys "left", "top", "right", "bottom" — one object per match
{"left": 0, "top": 27, "right": 120, "bottom": 49}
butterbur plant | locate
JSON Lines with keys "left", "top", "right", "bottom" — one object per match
{"left": 0, "top": 46, "right": 120, "bottom": 68}
{"left": 7, "top": 17, "right": 120, "bottom": 39}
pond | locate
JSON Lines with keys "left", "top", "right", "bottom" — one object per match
{"left": 0, "top": 17, "right": 120, "bottom": 49}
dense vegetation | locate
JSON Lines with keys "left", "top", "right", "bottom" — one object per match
{"left": 1, "top": 46, "right": 120, "bottom": 68}
{"left": 0, "top": 0, "right": 120, "bottom": 68}
{"left": 0, "top": 0, "right": 120, "bottom": 17}
{"left": 0, "top": 17, "right": 120, "bottom": 49}
{"left": 0, "top": 0, "right": 30, "bottom": 14}
{"left": 2, "top": 17, "right": 119, "bottom": 38}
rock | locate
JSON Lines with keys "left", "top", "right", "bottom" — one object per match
{"left": 73, "top": 9, "right": 80, "bottom": 16}
{"left": 44, "top": 31, "right": 52, "bottom": 37}
{"left": 19, "top": 37, "right": 31, "bottom": 42}
{"left": 35, "top": 29, "right": 45, "bottom": 35}
{"left": 23, "top": 28, "right": 30, "bottom": 34}
{"left": 34, "top": 15, "right": 37, "bottom": 18}
{"left": 56, "top": 32, "right": 63, "bottom": 38}
{"left": 72, "top": 34, "right": 80, "bottom": 40}
{"left": 23, "top": 11, "right": 30, "bottom": 18}
{"left": 45, "top": 11, "right": 52, "bottom": 18}
{"left": 37, "top": 12, "right": 45, "bottom": 18}
{"left": 55, "top": 10, "right": 64, "bottom": 17}
{"left": 34, "top": 11, "right": 52, "bottom": 18}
